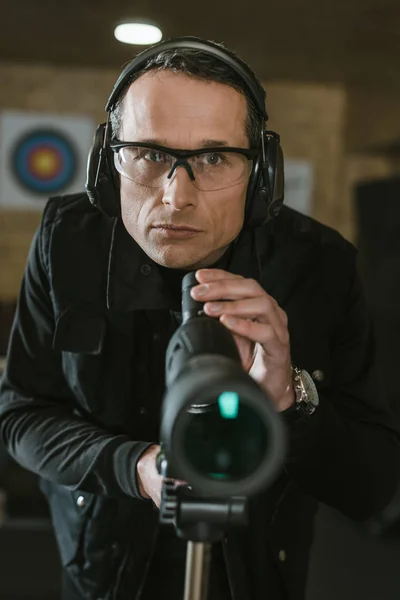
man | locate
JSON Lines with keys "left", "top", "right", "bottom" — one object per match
{"left": 0, "top": 37, "right": 399, "bottom": 600}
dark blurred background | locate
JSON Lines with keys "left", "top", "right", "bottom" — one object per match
{"left": 0, "top": 0, "right": 400, "bottom": 598}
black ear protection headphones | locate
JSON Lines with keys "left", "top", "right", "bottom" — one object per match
{"left": 85, "top": 36, "right": 285, "bottom": 227}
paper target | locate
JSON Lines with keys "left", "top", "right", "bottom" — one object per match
{"left": 0, "top": 111, "right": 95, "bottom": 209}
{"left": 11, "top": 129, "right": 77, "bottom": 195}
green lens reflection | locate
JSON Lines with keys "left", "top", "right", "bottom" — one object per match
{"left": 182, "top": 396, "right": 269, "bottom": 481}
{"left": 218, "top": 391, "right": 239, "bottom": 419}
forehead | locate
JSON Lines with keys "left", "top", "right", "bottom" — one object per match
{"left": 120, "top": 70, "right": 249, "bottom": 147}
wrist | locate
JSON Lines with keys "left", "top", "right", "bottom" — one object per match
{"left": 136, "top": 444, "right": 159, "bottom": 500}
{"left": 277, "top": 385, "right": 296, "bottom": 412}
{"left": 266, "top": 364, "right": 295, "bottom": 412}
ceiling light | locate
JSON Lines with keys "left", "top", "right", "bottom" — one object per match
{"left": 114, "top": 23, "right": 163, "bottom": 45}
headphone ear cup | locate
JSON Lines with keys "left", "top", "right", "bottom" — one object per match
{"left": 245, "top": 157, "right": 268, "bottom": 228}
{"left": 86, "top": 123, "right": 105, "bottom": 208}
{"left": 267, "top": 140, "right": 284, "bottom": 220}
{"left": 245, "top": 131, "right": 285, "bottom": 228}
{"left": 85, "top": 123, "right": 120, "bottom": 217}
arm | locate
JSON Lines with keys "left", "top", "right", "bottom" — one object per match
{"left": 0, "top": 216, "right": 152, "bottom": 499}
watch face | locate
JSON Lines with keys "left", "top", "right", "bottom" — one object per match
{"left": 301, "top": 370, "right": 320, "bottom": 407}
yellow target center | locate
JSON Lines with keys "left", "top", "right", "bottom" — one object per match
{"left": 32, "top": 150, "right": 60, "bottom": 175}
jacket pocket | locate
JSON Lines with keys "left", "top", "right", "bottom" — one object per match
{"left": 52, "top": 306, "right": 107, "bottom": 410}
{"left": 40, "top": 479, "right": 96, "bottom": 568}
{"left": 53, "top": 306, "right": 106, "bottom": 355}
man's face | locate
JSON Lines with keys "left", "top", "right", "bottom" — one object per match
{"left": 118, "top": 70, "right": 250, "bottom": 269}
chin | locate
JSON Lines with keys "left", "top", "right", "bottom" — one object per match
{"left": 155, "top": 255, "right": 203, "bottom": 270}
{"left": 148, "top": 246, "right": 207, "bottom": 270}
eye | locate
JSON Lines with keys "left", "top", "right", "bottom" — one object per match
{"left": 142, "top": 150, "right": 167, "bottom": 163}
{"left": 204, "top": 153, "right": 224, "bottom": 166}
{"left": 133, "top": 148, "right": 168, "bottom": 163}
{"left": 194, "top": 152, "right": 229, "bottom": 167}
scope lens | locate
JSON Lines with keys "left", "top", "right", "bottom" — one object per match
{"left": 182, "top": 392, "right": 269, "bottom": 480}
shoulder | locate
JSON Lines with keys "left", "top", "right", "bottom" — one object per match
{"left": 274, "top": 206, "right": 357, "bottom": 262}
{"left": 40, "top": 192, "right": 111, "bottom": 248}
{"left": 38, "top": 192, "right": 113, "bottom": 278}
{"left": 256, "top": 206, "right": 359, "bottom": 304}
{"left": 41, "top": 191, "right": 101, "bottom": 228}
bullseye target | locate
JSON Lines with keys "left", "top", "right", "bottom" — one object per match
{"left": 10, "top": 129, "right": 77, "bottom": 195}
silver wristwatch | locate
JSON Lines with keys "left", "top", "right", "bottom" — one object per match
{"left": 288, "top": 366, "right": 320, "bottom": 420}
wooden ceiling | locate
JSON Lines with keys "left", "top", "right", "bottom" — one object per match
{"left": 0, "top": 0, "right": 399, "bottom": 91}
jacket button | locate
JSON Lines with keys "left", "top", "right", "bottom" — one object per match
{"left": 312, "top": 369, "right": 325, "bottom": 382}
{"left": 76, "top": 495, "right": 85, "bottom": 508}
{"left": 141, "top": 264, "right": 151, "bottom": 275}
{"left": 140, "top": 406, "right": 147, "bottom": 416}
{"left": 278, "top": 549, "right": 286, "bottom": 562}
{"left": 112, "top": 542, "right": 118, "bottom": 554}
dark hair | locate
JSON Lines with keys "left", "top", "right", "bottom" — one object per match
{"left": 109, "top": 44, "right": 265, "bottom": 148}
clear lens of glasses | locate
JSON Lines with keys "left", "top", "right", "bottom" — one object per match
{"left": 114, "top": 146, "right": 252, "bottom": 191}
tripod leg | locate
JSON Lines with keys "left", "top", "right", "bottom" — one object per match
{"left": 183, "top": 542, "right": 212, "bottom": 600}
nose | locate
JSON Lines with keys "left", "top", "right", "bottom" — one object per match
{"left": 162, "top": 165, "right": 198, "bottom": 211}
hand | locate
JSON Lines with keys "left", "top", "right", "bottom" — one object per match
{"left": 191, "top": 269, "right": 295, "bottom": 412}
{"left": 136, "top": 445, "right": 163, "bottom": 506}
{"left": 136, "top": 445, "right": 186, "bottom": 508}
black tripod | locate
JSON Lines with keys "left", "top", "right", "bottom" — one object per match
{"left": 159, "top": 480, "right": 247, "bottom": 600}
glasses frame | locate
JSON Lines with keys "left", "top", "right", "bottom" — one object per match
{"left": 109, "top": 139, "right": 258, "bottom": 190}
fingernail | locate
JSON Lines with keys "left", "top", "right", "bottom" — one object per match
{"left": 223, "top": 316, "right": 237, "bottom": 326}
{"left": 208, "top": 302, "right": 221, "bottom": 313}
{"left": 196, "top": 269, "right": 214, "bottom": 282}
{"left": 193, "top": 284, "right": 209, "bottom": 297}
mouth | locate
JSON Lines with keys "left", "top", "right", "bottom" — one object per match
{"left": 152, "top": 224, "right": 202, "bottom": 233}
{"left": 151, "top": 223, "right": 203, "bottom": 239}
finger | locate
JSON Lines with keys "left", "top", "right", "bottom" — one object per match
{"left": 191, "top": 277, "right": 263, "bottom": 302}
{"left": 277, "top": 306, "right": 289, "bottom": 328}
{"left": 204, "top": 297, "right": 283, "bottom": 333}
{"left": 195, "top": 269, "right": 244, "bottom": 283}
{"left": 220, "top": 315, "right": 289, "bottom": 350}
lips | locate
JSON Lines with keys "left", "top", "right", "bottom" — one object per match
{"left": 152, "top": 224, "right": 202, "bottom": 232}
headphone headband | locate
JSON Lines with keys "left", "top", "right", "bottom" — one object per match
{"left": 105, "top": 36, "right": 268, "bottom": 121}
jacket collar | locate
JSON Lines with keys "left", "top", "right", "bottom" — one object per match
{"left": 106, "top": 219, "right": 178, "bottom": 312}
{"left": 106, "top": 208, "right": 319, "bottom": 313}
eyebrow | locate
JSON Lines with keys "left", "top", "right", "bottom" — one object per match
{"left": 137, "top": 138, "right": 230, "bottom": 148}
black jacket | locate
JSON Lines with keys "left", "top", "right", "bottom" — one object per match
{"left": 0, "top": 193, "right": 399, "bottom": 600}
